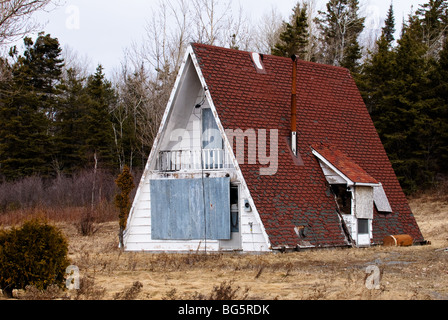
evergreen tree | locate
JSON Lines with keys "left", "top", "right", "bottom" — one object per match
{"left": 0, "top": 34, "right": 64, "bottom": 181}
{"left": 81, "top": 65, "right": 117, "bottom": 170}
{"left": 421, "top": 34, "right": 448, "bottom": 180}
{"left": 359, "top": 2, "right": 448, "bottom": 193}
{"left": 416, "top": 0, "right": 448, "bottom": 56}
{"left": 315, "top": 0, "right": 365, "bottom": 72}
{"left": 358, "top": 3, "right": 396, "bottom": 115}
{"left": 53, "top": 68, "right": 89, "bottom": 174}
{"left": 115, "top": 165, "right": 135, "bottom": 249}
{"left": 271, "top": 2, "right": 310, "bottom": 59}
{"left": 382, "top": 3, "right": 396, "bottom": 45}
{"left": 378, "top": 16, "right": 430, "bottom": 192}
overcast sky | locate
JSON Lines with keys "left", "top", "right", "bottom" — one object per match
{"left": 27, "top": 0, "right": 428, "bottom": 77}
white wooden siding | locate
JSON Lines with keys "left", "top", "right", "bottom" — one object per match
{"left": 318, "top": 161, "right": 347, "bottom": 184}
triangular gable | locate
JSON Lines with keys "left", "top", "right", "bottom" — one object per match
{"left": 124, "top": 44, "right": 272, "bottom": 251}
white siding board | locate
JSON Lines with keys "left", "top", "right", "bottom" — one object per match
{"left": 241, "top": 233, "right": 267, "bottom": 244}
{"left": 130, "top": 218, "right": 150, "bottom": 228}
{"left": 318, "top": 161, "right": 347, "bottom": 184}
{"left": 126, "top": 240, "right": 220, "bottom": 252}
{"left": 125, "top": 234, "right": 152, "bottom": 244}
{"left": 127, "top": 229, "right": 151, "bottom": 239}
{"left": 135, "top": 200, "right": 151, "bottom": 210}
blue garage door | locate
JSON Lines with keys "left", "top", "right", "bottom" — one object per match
{"left": 151, "top": 178, "right": 231, "bottom": 240}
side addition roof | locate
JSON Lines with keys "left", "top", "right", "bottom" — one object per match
{"left": 312, "top": 143, "right": 379, "bottom": 185}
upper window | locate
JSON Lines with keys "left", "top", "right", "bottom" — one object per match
{"left": 202, "top": 108, "right": 223, "bottom": 150}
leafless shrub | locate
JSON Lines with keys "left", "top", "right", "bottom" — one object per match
{"left": 72, "top": 276, "right": 106, "bottom": 300}
{"left": 162, "top": 288, "right": 180, "bottom": 300}
{"left": 0, "top": 176, "right": 44, "bottom": 212}
{"left": 0, "top": 170, "right": 120, "bottom": 226}
{"left": 76, "top": 209, "right": 100, "bottom": 236}
{"left": 113, "top": 281, "right": 143, "bottom": 300}
{"left": 304, "top": 283, "right": 328, "bottom": 300}
{"left": 191, "top": 280, "right": 249, "bottom": 300}
{"left": 254, "top": 266, "right": 264, "bottom": 279}
{"left": 163, "top": 280, "right": 250, "bottom": 301}
{"left": 209, "top": 280, "right": 249, "bottom": 300}
{"left": 15, "top": 170, "right": 116, "bottom": 210}
{"left": 19, "top": 285, "right": 69, "bottom": 300}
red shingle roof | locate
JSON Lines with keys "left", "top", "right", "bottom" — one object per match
{"left": 312, "top": 143, "right": 379, "bottom": 185}
{"left": 191, "top": 43, "right": 424, "bottom": 248}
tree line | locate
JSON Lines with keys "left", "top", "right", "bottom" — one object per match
{"left": 0, "top": 0, "right": 447, "bottom": 194}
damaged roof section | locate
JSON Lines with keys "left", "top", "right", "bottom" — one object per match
{"left": 312, "top": 143, "right": 379, "bottom": 186}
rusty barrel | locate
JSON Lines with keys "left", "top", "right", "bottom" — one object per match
{"left": 383, "top": 234, "right": 413, "bottom": 247}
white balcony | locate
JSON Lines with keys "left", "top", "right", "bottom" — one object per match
{"left": 158, "top": 149, "right": 233, "bottom": 172}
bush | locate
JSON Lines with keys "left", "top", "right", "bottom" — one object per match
{"left": 0, "top": 219, "right": 70, "bottom": 297}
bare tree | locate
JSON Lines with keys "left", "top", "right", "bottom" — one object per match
{"left": 114, "top": 61, "right": 159, "bottom": 169}
{"left": 114, "top": 0, "right": 261, "bottom": 167}
{"left": 252, "top": 6, "right": 284, "bottom": 54}
{"left": 0, "top": 0, "right": 57, "bottom": 45}
{"left": 302, "top": 0, "right": 320, "bottom": 61}
{"left": 222, "top": 3, "right": 254, "bottom": 51}
{"left": 191, "top": 0, "right": 232, "bottom": 46}
{"left": 136, "top": 0, "right": 190, "bottom": 78}
{"left": 120, "top": 0, "right": 191, "bottom": 162}
{"left": 61, "top": 44, "right": 92, "bottom": 81}
{"left": 315, "top": 0, "right": 365, "bottom": 68}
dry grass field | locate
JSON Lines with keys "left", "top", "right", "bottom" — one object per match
{"left": 1, "top": 191, "right": 448, "bottom": 300}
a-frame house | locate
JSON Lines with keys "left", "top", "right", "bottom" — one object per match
{"left": 123, "top": 43, "right": 424, "bottom": 252}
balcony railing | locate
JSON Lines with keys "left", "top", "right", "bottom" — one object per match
{"left": 158, "top": 149, "right": 233, "bottom": 172}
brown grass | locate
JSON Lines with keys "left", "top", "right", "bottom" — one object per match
{"left": 0, "top": 201, "right": 117, "bottom": 227}
{"left": 1, "top": 192, "right": 448, "bottom": 300}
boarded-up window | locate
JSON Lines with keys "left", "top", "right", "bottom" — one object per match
{"left": 150, "top": 178, "right": 231, "bottom": 240}
{"left": 354, "top": 186, "right": 374, "bottom": 219}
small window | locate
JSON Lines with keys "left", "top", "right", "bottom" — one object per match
{"left": 202, "top": 108, "right": 223, "bottom": 150}
{"left": 358, "top": 219, "right": 369, "bottom": 235}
